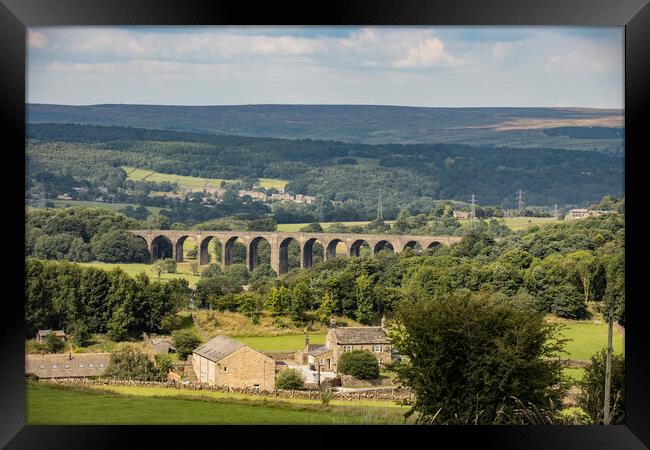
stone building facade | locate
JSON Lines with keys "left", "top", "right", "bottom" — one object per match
{"left": 26, "top": 353, "right": 110, "bottom": 378}
{"left": 192, "top": 335, "right": 276, "bottom": 391}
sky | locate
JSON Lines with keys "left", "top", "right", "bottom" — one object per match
{"left": 26, "top": 26, "right": 624, "bottom": 108}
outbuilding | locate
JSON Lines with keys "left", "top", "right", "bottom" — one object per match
{"left": 192, "top": 335, "right": 276, "bottom": 391}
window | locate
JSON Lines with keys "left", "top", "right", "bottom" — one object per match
{"left": 88, "top": 363, "right": 94, "bottom": 368}
{"left": 344, "top": 345, "right": 353, "bottom": 352}
{"left": 64, "top": 364, "right": 70, "bottom": 369}
{"left": 52, "top": 364, "right": 58, "bottom": 369}
{"left": 99, "top": 363, "right": 105, "bottom": 368}
{"left": 319, "top": 358, "right": 325, "bottom": 365}
{"left": 373, "top": 345, "right": 382, "bottom": 353}
{"left": 39, "top": 364, "right": 45, "bottom": 369}
{"left": 223, "top": 367, "right": 228, "bottom": 372}
{"left": 78, "top": 363, "right": 84, "bottom": 368}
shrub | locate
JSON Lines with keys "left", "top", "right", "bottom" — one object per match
{"left": 69, "top": 322, "right": 90, "bottom": 347}
{"left": 392, "top": 290, "right": 566, "bottom": 424}
{"left": 578, "top": 349, "right": 625, "bottom": 424}
{"left": 160, "top": 314, "right": 184, "bottom": 333}
{"left": 337, "top": 350, "right": 379, "bottom": 380}
{"left": 154, "top": 354, "right": 173, "bottom": 381}
{"left": 104, "top": 344, "right": 158, "bottom": 381}
{"left": 275, "top": 368, "right": 305, "bottom": 390}
{"left": 42, "top": 333, "right": 66, "bottom": 353}
{"left": 172, "top": 330, "right": 201, "bottom": 360}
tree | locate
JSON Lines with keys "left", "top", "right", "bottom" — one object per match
{"left": 222, "top": 264, "right": 250, "bottom": 286}
{"left": 238, "top": 293, "right": 264, "bottom": 324}
{"left": 264, "top": 286, "right": 291, "bottom": 317}
{"left": 548, "top": 284, "right": 587, "bottom": 319}
{"left": 392, "top": 290, "right": 566, "bottom": 424}
{"left": 195, "top": 275, "right": 242, "bottom": 307}
{"left": 354, "top": 274, "right": 376, "bottom": 324}
{"left": 299, "top": 222, "right": 324, "bottom": 233}
{"left": 104, "top": 344, "right": 159, "bottom": 381}
{"left": 190, "top": 261, "right": 200, "bottom": 276}
{"left": 160, "top": 313, "right": 183, "bottom": 333}
{"left": 288, "top": 281, "right": 312, "bottom": 323}
{"left": 564, "top": 250, "right": 602, "bottom": 303}
{"left": 90, "top": 230, "right": 150, "bottom": 263}
{"left": 316, "top": 291, "right": 336, "bottom": 324}
{"left": 160, "top": 258, "right": 177, "bottom": 274}
{"left": 275, "top": 368, "right": 305, "bottom": 390}
{"left": 68, "top": 321, "right": 90, "bottom": 347}
{"left": 578, "top": 349, "right": 625, "bottom": 424}
{"left": 42, "top": 332, "right": 66, "bottom": 353}
{"left": 337, "top": 350, "right": 379, "bottom": 380}
{"left": 172, "top": 330, "right": 201, "bottom": 360}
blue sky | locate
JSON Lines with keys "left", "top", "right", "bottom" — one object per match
{"left": 27, "top": 26, "right": 624, "bottom": 108}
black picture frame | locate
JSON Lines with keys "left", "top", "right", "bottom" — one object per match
{"left": 1, "top": 1, "right": 648, "bottom": 448}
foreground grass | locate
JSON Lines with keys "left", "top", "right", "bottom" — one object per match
{"left": 27, "top": 382, "right": 409, "bottom": 425}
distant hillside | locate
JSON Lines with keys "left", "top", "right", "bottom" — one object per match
{"left": 26, "top": 123, "right": 623, "bottom": 210}
{"left": 27, "top": 104, "right": 624, "bottom": 153}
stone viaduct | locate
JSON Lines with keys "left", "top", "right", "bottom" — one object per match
{"left": 130, "top": 230, "right": 462, "bottom": 275}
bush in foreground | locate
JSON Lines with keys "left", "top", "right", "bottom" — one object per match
{"left": 337, "top": 350, "right": 380, "bottom": 380}
{"left": 392, "top": 290, "right": 566, "bottom": 424}
{"left": 275, "top": 368, "right": 305, "bottom": 390}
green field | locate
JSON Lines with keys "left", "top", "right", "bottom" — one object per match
{"left": 27, "top": 382, "right": 408, "bottom": 425}
{"left": 557, "top": 320, "right": 624, "bottom": 361}
{"left": 123, "top": 166, "right": 287, "bottom": 192}
{"left": 277, "top": 221, "right": 395, "bottom": 232}
{"left": 79, "top": 261, "right": 201, "bottom": 286}
{"left": 32, "top": 200, "right": 165, "bottom": 214}
{"left": 235, "top": 334, "right": 326, "bottom": 352}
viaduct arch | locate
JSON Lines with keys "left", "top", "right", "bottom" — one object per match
{"left": 131, "top": 230, "right": 462, "bottom": 276}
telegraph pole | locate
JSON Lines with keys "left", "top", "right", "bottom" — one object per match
{"left": 603, "top": 302, "right": 614, "bottom": 425}
{"left": 554, "top": 204, "right": 559, "bottom": 220}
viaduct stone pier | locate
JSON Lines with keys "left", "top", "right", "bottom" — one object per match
{"left": 130, "top": 230, "right": 462, "bottom": 275}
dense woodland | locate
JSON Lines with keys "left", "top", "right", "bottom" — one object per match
{"left": 25, "top": 210, "right": 625, "bottom": 339}
{"left": 27, "top": 123, "right": 623, "bottom": 219}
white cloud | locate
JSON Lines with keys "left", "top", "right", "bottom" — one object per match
{"left": 27, "top": 30, "right": 47, "bottom": 49}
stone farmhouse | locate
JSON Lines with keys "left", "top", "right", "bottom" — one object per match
{"left": 26, "top": 353, "right": 110, "bottom": 378}
{"left": 192, "top": 335, "right": 276, "bottom": 391}
{"left": 299, "top": 320, "right": 393, "bottom": 372}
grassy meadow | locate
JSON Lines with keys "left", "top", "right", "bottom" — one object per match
{"left": 27, "top": 382, "right": 409, "bottom": 425}
{"left": 79, "top": 261, "right": 201, "bottom": 287}
{"left": 123, "top": 166, "right": 288, "bottom": 191}
{"left": 30, "top": 200, "right": 165, "bottom": 214}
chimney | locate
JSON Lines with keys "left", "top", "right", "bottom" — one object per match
{"left": 381, "top": 315, "right": 386, "bottom": 330}
{"left": 329, "top": 318, "right": 337, "bottom": 329}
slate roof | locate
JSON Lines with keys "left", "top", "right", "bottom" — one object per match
{"left": 307, "top": 345, "right": 332, "bottom": 356}
{"left": 330, "top": 327, "right": 391, "bottom": 344}
{"left": 192, "top": 335, "right": 245, "bottom": 363}
{"left": 26, "top": 352, "right": 110, "bottom": 378}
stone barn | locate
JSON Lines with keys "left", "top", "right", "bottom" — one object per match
{"left": 192, "top": 336, "right": 275, "bottom": 391}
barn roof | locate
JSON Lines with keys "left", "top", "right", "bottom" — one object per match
{"left": 308, "top": 345, "right": 332, "bottom": 356}
{"left": 331, "top": 327, "right": 391, "bottom": 344}
{"left": 192, "top": 335, "right": 245, "bottom": 363}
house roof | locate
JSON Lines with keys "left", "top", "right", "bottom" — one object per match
{"left": 308, "top": 345, "right": 332, "bottom": 357}
{"left": 26, "top": 352, "right": 110, "bottom": 378}
{"left": 330, "top": 327, "right": 391, "bottom": 344}
{"left": 192, "top": 335, "right": 245, "bottom": 363}
{"left": 37, "top": 330, "right": 66, "bottom": 337}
